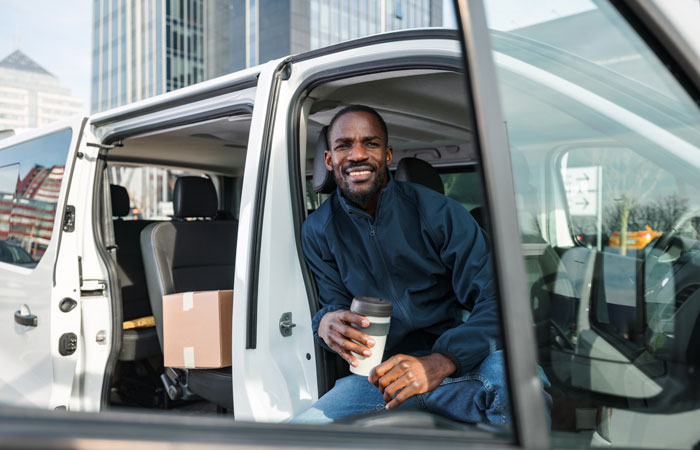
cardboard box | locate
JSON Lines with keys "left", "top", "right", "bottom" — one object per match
{"left": 162, "top": 290, "right": 233, "bottom": 369}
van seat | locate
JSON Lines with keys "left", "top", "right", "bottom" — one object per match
{"left": 111, "top": 184, "right": 160, "bottom": 361}
{"left": 141, "top": 176, "right": 237, "bottom": 409}
{"left": 394, "top": 157, "right": 445, "bottom": 194}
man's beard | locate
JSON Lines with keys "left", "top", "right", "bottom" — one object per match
{"left": 334, "top": 162, "right": 388, "bottom": 208}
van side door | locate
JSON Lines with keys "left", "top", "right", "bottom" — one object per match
{"left": 0, "top": 118, "right": 94, "bottom": 410}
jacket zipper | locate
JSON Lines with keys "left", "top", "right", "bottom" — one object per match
{"left": 347, "top": 208, "right": 411, "bottom": 327}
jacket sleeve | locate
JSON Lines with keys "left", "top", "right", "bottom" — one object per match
{"left": 430, "top": 200, "right": 502, "bottom": 376}
{"left": 301, "top": 218, "right": 353, "bottom": 351}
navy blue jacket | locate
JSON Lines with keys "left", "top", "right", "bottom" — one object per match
{"left": 302, "top": 177, "right": 501, "bottom": 376}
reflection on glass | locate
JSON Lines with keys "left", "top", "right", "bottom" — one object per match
{"left": 0, "top": 129, "right": 72, "bottom": 267}
{"left": 486, "top": 0, "right": 700, "bottom": 447}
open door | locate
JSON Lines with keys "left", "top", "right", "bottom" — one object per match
{"left": 454, "top": 0, "right": 700, "bottom": 447}
{"left": 0, "top": 117, "right": 96, "bottom": 410}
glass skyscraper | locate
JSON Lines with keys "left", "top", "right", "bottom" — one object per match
{"left": 92, "top": 0, "right": 442, "bottom": 113}
{"left": 92, "top": 0, "right": 204, "bottom": 113}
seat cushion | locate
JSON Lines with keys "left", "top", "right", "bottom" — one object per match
{"left": 188, "top": 367, "right": 233, "bottom": 409}
{"left": 119, "top": 327, "right": 161, "bottom": 361}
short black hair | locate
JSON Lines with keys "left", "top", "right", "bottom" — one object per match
{"left": 326, "top": 104, "right": 388, "bottom": 149}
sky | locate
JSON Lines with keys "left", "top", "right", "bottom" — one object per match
{"left": 0, "top": 1, "right": 92, "bottom": 113}
{"left": 0, "top": 0, "right": 697, "bottom": 118}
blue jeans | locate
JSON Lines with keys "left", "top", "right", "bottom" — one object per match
{"left": 293, "top": 351, "right": 549, "bottom": 425}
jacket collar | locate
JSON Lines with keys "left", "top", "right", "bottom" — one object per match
{"left": 336, "top": 171, "right": 395, "bottom": 221}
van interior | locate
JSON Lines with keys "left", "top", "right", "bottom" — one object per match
{"left": 99, "top": 67, "right": 490, "bottom": 420}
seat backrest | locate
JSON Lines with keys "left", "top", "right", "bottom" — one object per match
{"left": 312, "top": 126, "right": 336, "bottom": 194}
{"left": 394, "top": 157, "right": 445, "bottom": 195}
{"left": 141, "top": 176, "right": 238, "bottom": 347}
{"left": 110, "top": 184, "right": 155, "bottom": 321}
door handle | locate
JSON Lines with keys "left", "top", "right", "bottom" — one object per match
{"left": 14, "top": 310, "right": 37, "bottom": 327}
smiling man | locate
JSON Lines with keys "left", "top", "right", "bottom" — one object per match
{"left": 295, "top": 105, "right": 536, "bottom": 424}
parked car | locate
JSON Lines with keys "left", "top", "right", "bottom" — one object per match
{"left": 608, "top": 225, "right": 662, "bottom": 249}
{"left": 0, "top": 0, "right": 698, "bottom": 449}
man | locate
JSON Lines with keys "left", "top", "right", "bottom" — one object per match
{"left": 295, "top": 105, "right": 517, "bottom": 424}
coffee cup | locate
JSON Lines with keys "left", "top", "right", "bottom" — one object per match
{"left": 349, "top": 296, "right": 393, "bottom": 376}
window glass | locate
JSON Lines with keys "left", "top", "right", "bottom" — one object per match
{"left": 440, "top": 169, "right": 484, "bottom": 212}
{"left": 0, "top": 129, "right": 72, "bottom": 267}
{"left": 108, "top": 166, "right": 214, "bottom": 220}
{"left": 485, "top": 0, "right": 700, "bottom": 447}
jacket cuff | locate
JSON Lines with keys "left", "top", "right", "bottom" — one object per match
{"left": 312, "top": 305, "right": 343, "bottom": 352}
{"left": 432, "top": 347, "right": 463, "bottom": 378}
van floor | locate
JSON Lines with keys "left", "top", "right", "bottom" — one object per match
{"left": 110, "top": 359, "right": 233, "bottom": 416}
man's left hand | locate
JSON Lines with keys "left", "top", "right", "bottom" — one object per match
{"left": 369, "top": 353, "right": 456, "bottom": 410}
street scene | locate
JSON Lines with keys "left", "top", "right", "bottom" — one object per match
{"left": 0, "top": 1, "right": 699, "bottom": 449}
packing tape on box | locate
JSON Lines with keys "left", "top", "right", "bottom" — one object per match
{"left": 183, "top": 292, "right": 194, "bottom": 311}
{"left": 183, "top": 346, "right": 195, "bottom": 368}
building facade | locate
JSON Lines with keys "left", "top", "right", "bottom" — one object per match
{"left": 91, "top": 0, "right": 206, "bottom": 113}
{"left": 204, "top": 0, "right": 442, "bottom": 79}
{"left": 93, "top": 0, "right": 442, "bottom": 112}
{"left": 0, "top": 50, "right": 84, "bottom": 131}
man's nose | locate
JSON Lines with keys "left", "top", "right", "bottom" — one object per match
{"left": 348, "top": 142, "right": 368, "bottom": 160}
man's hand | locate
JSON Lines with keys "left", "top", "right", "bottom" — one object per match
{"left": 318, "top": 310, "right": 375, "bottom": 367}
{"left": 369, "top": 353, "right": 456, "bottom": 410}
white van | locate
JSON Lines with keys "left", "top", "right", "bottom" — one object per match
{"left": 0, "top": 1, "right": 699, "bottom": 449}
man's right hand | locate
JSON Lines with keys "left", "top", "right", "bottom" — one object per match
{"left": 318, "top": 310, "right": 374, "bottom": 367}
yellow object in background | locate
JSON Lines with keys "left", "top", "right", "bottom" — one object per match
{"left": 123, "top": 315, "right": 156, "bottom": 330}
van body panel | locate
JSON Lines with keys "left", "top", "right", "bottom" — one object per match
{"left": 0, "top": 117, "right": 90, "bottom": 410}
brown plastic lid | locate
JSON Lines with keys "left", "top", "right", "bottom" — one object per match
{"left": 350, "top": 296, "right": 393, "bottom": 317}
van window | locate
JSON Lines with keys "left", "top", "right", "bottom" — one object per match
{"left": 440, "top": 168, "right": 484, "bottom": 211}
{"left": 0, "top": 129, "right": 72, "bottom": 266}
{"left": 486, "top": 0, "right": 700, "bottom": 447}
{"left": 108, "top": 166, "right": 214, "bottom": 220}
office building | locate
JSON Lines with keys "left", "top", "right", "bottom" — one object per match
{"left": 204, "top": 0, "right": 442, "bottom": 79}
{"left": 93, "top": 0, "right": 442, "bottom": 112}
{"left": 0, "top": 50, "right": 84, "bottom": 130}
{"left": 91, "top": 0, "right": 205, "bottom": 113}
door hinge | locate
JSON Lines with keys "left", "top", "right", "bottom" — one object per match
{"left": 279, "top": 312, "right": 296, "bottom": 337}
{"left": 63, "top": 205, "right": 75, "bottom": 232}
{"left": 81, "top": 279, "right": 107, "bottom": 297}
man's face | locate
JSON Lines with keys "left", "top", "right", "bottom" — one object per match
{"left": 325, "top": 111, "right": 392, "bottom": 210}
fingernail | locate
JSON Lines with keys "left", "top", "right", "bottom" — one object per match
{"left": 367, "top": 339, "right": 375, "bottom": 347}
{"left": 362, "top": 320, "right": 370, "bottom": 327}
{"left": 363, "top": 350, "right": 371, "bottom": 357}
{"left": 352, "top": 361, "right": 357, "bottom": 367}
{"left": 385, "top": 404, "right": 391, "bottom": 410}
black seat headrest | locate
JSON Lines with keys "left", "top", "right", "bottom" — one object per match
{"left": 173, "top": 176, "right": 218, "bottom": 218}
{"left": 394, "top": 157, "right": 444, "bottom": 195}
{"left": 110, "top": 184, "right": 131, "bottom": 217}
{"left": 312, "top": 126, "right": 336, "bottom": 194}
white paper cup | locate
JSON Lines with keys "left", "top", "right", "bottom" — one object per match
{"left": 349, "top": 296, "right": 393, "bottom": 376}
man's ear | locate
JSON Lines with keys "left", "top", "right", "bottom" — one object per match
{"left": 324, "top": 150, "right": 333, "bottom": 171}
{"left": 385, "top": 146, "right": 393, "bottom": 166}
